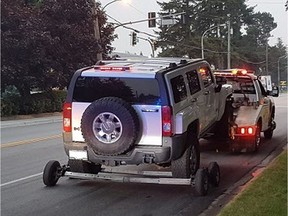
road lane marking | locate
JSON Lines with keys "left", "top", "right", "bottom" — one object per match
{"left": 1, "top": 134, "right": 62, "bottom": 148}
{"left": 0, "top": 172, "right": 42, "bottom": 187}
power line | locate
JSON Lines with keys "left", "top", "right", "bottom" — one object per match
{"left": 106, "top": 13, "right": 272, "bottom": 62}
{"left": 126, "top": 2, "right": 146, "bottom": 16}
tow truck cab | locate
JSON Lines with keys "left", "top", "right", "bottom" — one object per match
{"left": 213, "top": 69, "right": 278, "bottom": 152}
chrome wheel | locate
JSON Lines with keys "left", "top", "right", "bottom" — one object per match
{"left": 93, "top": 112, "right": 122, "bottom": 143}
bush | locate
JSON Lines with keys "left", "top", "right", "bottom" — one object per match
{"left": 1, "top": 89, "right": 67, "bottom": 117}
{"left": 1, "top": 86, "right": 21, "bottom": 116}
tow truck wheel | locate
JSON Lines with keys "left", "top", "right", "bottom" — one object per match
{"left": 194, "top": 168, "right": 209, "bottom": 196}
{"left": 43, "top": 160, "right": 61, "bottom": 187}
{"left": 264, "top": 119, "right": 275, "bottom": 139}
{"left": 264, "top": 128, "right": 273, "bottom": 139}
{"left": 208, "top": 162, "right": 220, "bottom": 187}
{"left": 253, "top": 124, "right": 261, "bottom": 152}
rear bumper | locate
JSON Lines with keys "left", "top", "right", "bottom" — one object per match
{"left": 63, "top": 132, "right": 187, "bottom": 166}
{"left": 229, "top": 135, "right": 256, "bottom": 152}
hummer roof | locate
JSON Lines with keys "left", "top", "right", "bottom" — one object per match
{"left": 80, "top": 57, "right": 203, "bottom": 78}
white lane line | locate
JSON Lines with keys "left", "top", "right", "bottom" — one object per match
{"left": 0, "top": 172, "right": 42, "bottom": 187}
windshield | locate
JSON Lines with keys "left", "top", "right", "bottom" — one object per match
{"left": 226, "top": 77, "right": 256, "bottom": 94}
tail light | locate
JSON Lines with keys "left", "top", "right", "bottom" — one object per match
{"left": 162, "top": 106, "right": 172, "bottom": 137}
{"left": 63, "top": 102, "right": 72, "bottom": 132}
{"left": 238, "top": 126, "right": 256, "bottom": 135}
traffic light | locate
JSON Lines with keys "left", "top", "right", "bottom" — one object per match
{"left": 148, "top": 12, "right": 156, "bottom": 28}
{"left": 131, "top": 32, "right": 137, "bottom": 46}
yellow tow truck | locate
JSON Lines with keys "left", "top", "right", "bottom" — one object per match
{"left": 213, "top": 69, "right": 279, "bottom": 152}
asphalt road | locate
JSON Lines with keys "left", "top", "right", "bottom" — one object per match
{"left": 1, "top": 94, "right": 287, "bottom": 216}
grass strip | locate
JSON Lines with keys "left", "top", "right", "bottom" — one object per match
{"left": 218, "top": 150, "right": 287, "bottom": 216}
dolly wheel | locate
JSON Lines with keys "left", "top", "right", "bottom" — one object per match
{"left": 194, "top": 168, "right": 209, "bottom": 196}
{"left": 43, "top": 160, "right": 61, "bottom": 187}
{"left": 208, "top": 162, "right": 220, "bottom": 187}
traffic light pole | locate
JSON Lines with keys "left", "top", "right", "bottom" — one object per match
{"left": 137, "top": 36, "right": 155, "bottom": 57}
{"left": 113, "top": 12, "right": 186, "bottom": 29}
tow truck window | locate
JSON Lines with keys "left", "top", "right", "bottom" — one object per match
{"left": 257, "top": 80, "right": 268, "bottom": 96}
{"left": 226, "top": 78, "right": 256, "bottom": 94}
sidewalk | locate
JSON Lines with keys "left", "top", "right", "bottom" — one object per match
{"left": 0, "top": 112, "right": 62, "bottom": 129}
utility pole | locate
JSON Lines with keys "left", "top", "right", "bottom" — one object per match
{"left": 227, "top": 17, "right": 231, "bottom": 69}
{"left": 93, "top": 2, "right": 102, "bottom": 61}
{"left": 266, "top": 41, "right": 269, "bottom": 75}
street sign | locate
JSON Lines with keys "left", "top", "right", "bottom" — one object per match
{"left": 280, "top": 81, "right": 287, "bottom": 86}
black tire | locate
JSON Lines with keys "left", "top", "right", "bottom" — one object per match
{"left": 43, "top": 160, "right": 61, "bottom": 187}
{"left": 81, "top": 97, "right": 140, "bottom": 156}
{"left": 264, "top": 118, "right": 275, "bottom": 139}
{"left": 171, "top": 133, "right": 200, "bottom": 178}
{"left": 264, "top": 111, "right": 275, "bottom": 139}
{"left": 207, "top": 162, "right": 220, "bottom": 187}
{"left": 68, "top": 159, "right": 101, "bottom": 174}
{"left": 264, "top": 128, "right": 273, "bottom": 139}
{"left": 253, "top": 123, "right": 261, "bottom": 152}
{"left": 194, "top": 168, "right": 209, "bottom": 196}
{"left": 248, "top": 123, "right": 262, "bottom": 153}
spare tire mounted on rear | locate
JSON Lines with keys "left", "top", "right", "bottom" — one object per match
{"left": 81, "top": 97, "right": 140, "bottom": 156}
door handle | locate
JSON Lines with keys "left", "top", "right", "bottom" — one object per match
{"left": 204, "top": 91, "right": 210, "bottom": 95}
{"left": 191, "top": 98, "right": 197, "bottom": 103}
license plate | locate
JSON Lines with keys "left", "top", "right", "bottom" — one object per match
{"left": 69, "top": 150, "right": 88, "bottom": 160}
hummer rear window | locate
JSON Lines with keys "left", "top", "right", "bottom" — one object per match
{"left": 73, "top": 77, "right": 161, "bottom": 105}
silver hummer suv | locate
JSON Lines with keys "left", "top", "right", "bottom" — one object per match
{"left": 62, "top": 58, "right": 232, "bottom": 178}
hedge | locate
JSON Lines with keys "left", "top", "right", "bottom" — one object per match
{"left": 1, "top": 90, "right": 67, "bottom": 117}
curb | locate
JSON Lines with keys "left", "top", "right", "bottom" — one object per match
{"left": 0, "top": 115, "right": 62, "bottom": 129}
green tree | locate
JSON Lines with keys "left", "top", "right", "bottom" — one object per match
{"left": 268, "top": 39, "right": 287, "bottom": 84}
{"left": 1, "top": 0, "right": 116, "bottom": 97}
{"left": 233, "top": 12, "right": 277, "bottom": 72}
{"left": 156, "top": 0, "right": 279, "bottom": 71}
{"left": 157, "top": 1, "right": 253, "bottom": 63}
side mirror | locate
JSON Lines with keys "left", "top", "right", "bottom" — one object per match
{"left": 269, "top": 87, "right": 279, "bottom": 97}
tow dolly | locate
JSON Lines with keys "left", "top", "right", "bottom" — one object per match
{"left": 43, "top": 160, "right": 220, "bottom": 196}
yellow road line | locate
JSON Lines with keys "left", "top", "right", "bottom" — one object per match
{"left": 1, "top": 134, "right": 62, "bottom": 148}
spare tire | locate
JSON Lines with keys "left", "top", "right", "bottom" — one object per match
{"left": 81, "top": 97, "right": 140, "bottom": 156}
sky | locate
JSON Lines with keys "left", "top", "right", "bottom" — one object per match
{"left": 99, "top": 0, "right": 288, "bottom": 57}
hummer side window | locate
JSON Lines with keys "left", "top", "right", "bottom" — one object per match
{"left": 186, "top": 70, "right": 201, "bottom": 95}
{"left": 199, "top": 66, "right": 213, "bottom": 87}
{"left": 170, "top": 75, "right": 187, "bottom": 103}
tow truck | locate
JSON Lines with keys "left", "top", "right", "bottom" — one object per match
{"left": 213, "top": 68, "right": 278, "bottom": 152}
